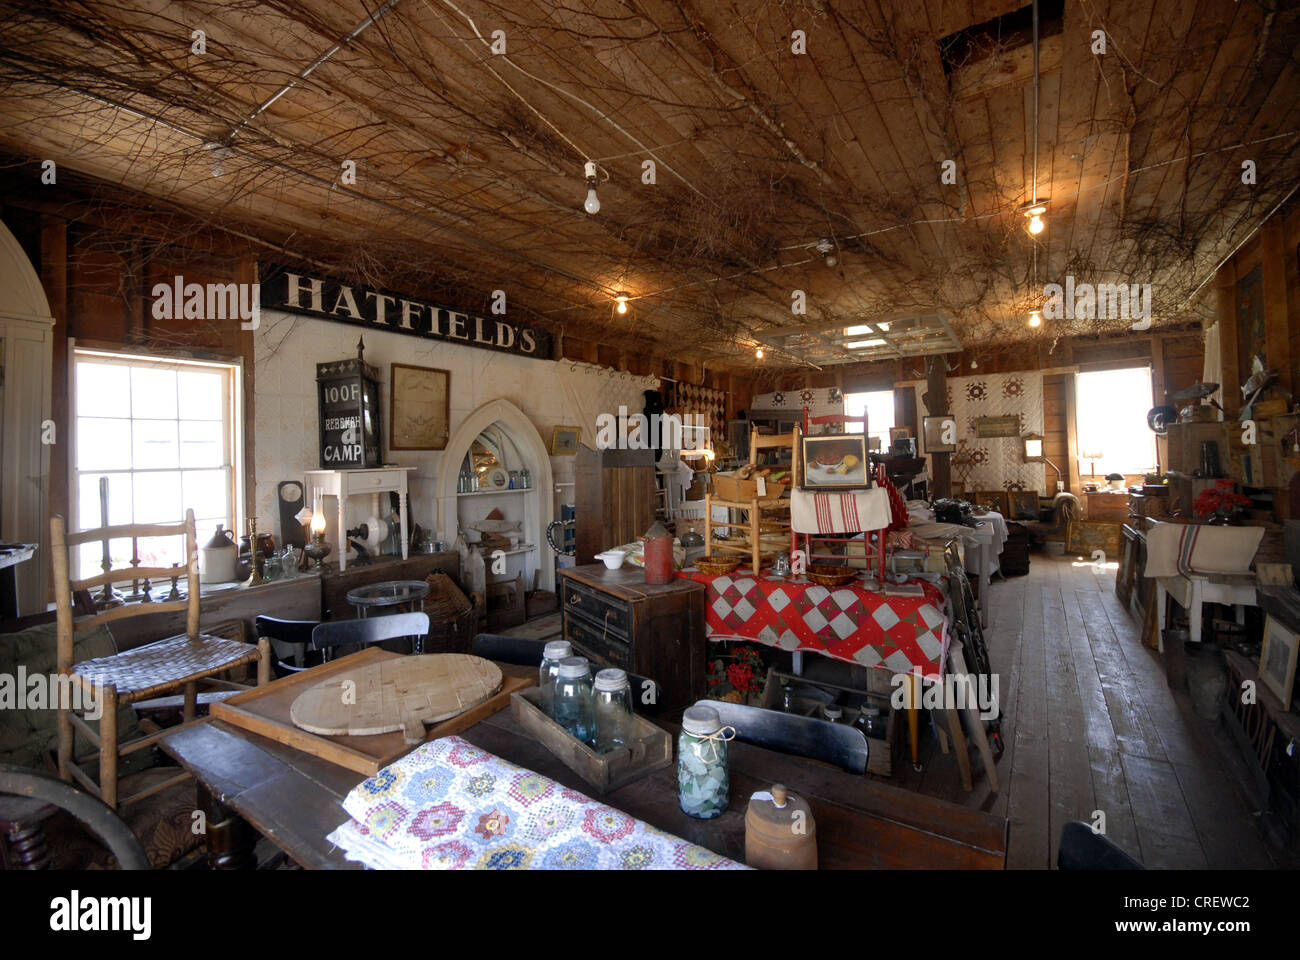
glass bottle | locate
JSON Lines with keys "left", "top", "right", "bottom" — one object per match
{"left": 279, "top": 544, "right": 298, "bottom": 579}
{"left": 593, "top": 668, "right": 634, "bottom": 753}
{"left": 538, "top": 640, "right": 572, "bottom": 719}
{"left": 779, "top": 680, "right": 794, "bottom": 712}
{"left": 678, "top": 705, "right": 729, "bottom": 819}
{"left": 520, "top": 467, "right": 531, "bottom": 489}
{"left": 553, "top": 656, "right": 594, "bottom": 745}
{"left": 855, "top": 704, "right": 886, "bottom": 739}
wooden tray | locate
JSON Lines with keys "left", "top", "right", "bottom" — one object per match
{"left": 210, "top": 647, "right": 534, "bottom": 776}
{"left": 510, "top": 687, "right": 672, "bottom": 793}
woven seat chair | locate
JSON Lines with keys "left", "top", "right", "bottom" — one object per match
{"left": 51, "top": 508, "right": 270, "bottom": 809}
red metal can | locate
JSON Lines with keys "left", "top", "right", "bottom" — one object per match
{"left": 642, "top": 521, "right": 674, "bottom": 584}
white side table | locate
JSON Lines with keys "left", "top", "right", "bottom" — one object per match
{"left": 304, "top": 468, "right": 416, "bottom": 572}
{"left": 1155, "top": 572, "right": 1257, "bottom": 649}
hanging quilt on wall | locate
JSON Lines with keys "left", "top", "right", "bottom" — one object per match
{"left": 915, "top": 373, "right": 1047, "bottom": 494}
{"left": 750, "top": 387, "right": 845, "bottom": 434}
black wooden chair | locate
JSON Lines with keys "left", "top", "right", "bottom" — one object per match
{"left": 692, "top": 698, "right": 868, "bottom": 774}
{"left": 470, "top": 633, "right": 666, "bottom": 715}
{"left": 255, "top": 615, "right": 323, "bottom": 677}
{"left": 310, "top": 613, "right": 431, "bottom": 663}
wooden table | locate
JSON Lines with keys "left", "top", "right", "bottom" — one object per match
{"left": 160, "top": 664, "right": 1007, "bottom": 870}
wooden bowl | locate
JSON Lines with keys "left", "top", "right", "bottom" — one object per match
{"left": 695, "top": 556, "right": 742, "bottom": 576}
{"left": 807, "top": 564, "right": 856, "bottom": 587}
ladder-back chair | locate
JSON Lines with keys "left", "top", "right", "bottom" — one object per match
{"left": 51, "top": 508, "right": 270, "bottom": 809}
{"left": 791, "top": 410, "right": 888, "bottom": 578}
{"left": 704, "top": 429, "right": 794, "bottom": 572}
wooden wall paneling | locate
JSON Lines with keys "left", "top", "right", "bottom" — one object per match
{"left": 926, "top": 356, "right": 951, "bottom": 498}
{"left": 1217, "top": 268, "right": 1241, "bottom": 420}
{"left": 1064, "top": 372, "right": 1081, "bottom": 495}
{"left": 1042, "top": 374, "right": 1069, "bottom": 487}
{"left": 1150, "top": 336, "right": 1167, "bottom": 472}
{"left": 1262, "top": 220, "right": 1292, "bottom": 396}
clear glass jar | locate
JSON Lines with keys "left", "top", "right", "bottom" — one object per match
{"left": 520, "top": 467, "right": 531, "bottom": 489}
{"left": 261, "top": 553, "right": 281, "bottom": 581}
{"left": 855, "top": 704, "right": 886, "bottom": 740}
{"left": 821, "top": 704, "right": 842, "bottom": 724}
{"left": 678, "top": 705, "right": 729, "bottom": 819}
{"left": 538, "top": 640, "right": 572, "bottom": 719}
{"left": 593, "top": 668, "right": 634, "bottom": 753}
{"left": 553, "top": 656, "right": 594, "bottom": 745}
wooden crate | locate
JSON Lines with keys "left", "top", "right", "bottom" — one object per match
{"left": 509, "top": 687, "right": 673, "bottom": 793}
{"left": 760, "top": 667, "right": 899, "bottom": 777}
{"left": 712, "top": 472, "right": 788, "bottom": 501}
{"left": 209, "top": 647, "right": 533, "bottom": 776}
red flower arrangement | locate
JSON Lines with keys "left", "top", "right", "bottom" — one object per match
{"left": 1192, "top": 480, "right": 1251, "bottom": 523}
{"left": 705, "top": 644, "right": 767, "bottom": 700}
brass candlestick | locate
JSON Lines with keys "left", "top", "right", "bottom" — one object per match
{"left": 93, "top": 476, "right": 124, "bottom": 610}
{"left": 243, "top": 517, "right": 265, "bottom": 587}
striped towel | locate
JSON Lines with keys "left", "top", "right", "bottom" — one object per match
{"left": 1144, "top": 521, "right": 1264, "bottom": 578}
{"left": 790, "top": 486, "right": 892, "bottom": 534}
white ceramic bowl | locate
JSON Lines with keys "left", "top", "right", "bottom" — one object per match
{"left": 596, "top": 550, "right": 626, "bottom": 570}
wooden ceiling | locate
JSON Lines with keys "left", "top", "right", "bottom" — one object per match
{"left": 0, "top": 0, "right": 1296, "bottom": 369}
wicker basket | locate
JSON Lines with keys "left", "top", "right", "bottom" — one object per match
{"left": 694, "top": 556, "right": 742, "bottom": 576}
{"left": 807, "top": 564, "right": 856, "bottom": 587}
{"left": 421, "top": 572, "right": 479, "bottom": 654}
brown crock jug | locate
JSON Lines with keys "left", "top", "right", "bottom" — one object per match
{"left": 744, "top": 782, "right": 817, "bottom": 870}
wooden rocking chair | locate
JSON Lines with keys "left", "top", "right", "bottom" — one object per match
{"left": 51, "top": 508, "right": 270, "bottom": 809}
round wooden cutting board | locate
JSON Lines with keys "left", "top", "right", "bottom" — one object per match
{"left": 289, "top": 654, "right": 504, "bottom": 744}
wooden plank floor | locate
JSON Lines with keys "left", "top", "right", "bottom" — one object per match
{"left": 878, "top": 555, "right": 1275, "bottom": 869}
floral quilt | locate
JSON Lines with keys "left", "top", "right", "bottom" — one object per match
{"left": 326, "top": 735, "right": 747, "bottom": 870}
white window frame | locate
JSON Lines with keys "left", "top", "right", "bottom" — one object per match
{"left": 67, "top": 342, "right": 245, "bottom": 552}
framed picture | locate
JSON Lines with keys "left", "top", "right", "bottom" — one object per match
{"left": 389, "top": 363, "right": 450, "bottom": 450}
{"left": 800, "top": 433, "right": 871, "bottom": 490}
{"left": 975, "top": 415, "right": 1021, "bottom": 438}
{"left": 551, "top": 425, "right": 581, "bottom": 455}
{"left": 1259, "top": 615, "right": 1299, "bottom": 708}
{"left": 922, "top": 415, "right": 957, "bottom": 453}
{"left": 1065, "top": 519, "right": 1123, "bottom": 558}
{"left": 972, "top": 490, "right": 1009, "bottom": 516}
{"left": 888, "top": 426, "right": 912, "bottom": 442}
{"left": 1008, "top": 490, "right": 1039, "bottom": 522}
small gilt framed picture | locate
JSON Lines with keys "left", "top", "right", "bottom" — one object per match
{"left": 551, "top": 425, "right": 581, "bottom": 455}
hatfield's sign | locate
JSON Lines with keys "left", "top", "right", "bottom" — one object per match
{"left": 257, "top": 262, "right": 554, "bottom": 359}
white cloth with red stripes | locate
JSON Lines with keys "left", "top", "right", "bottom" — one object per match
{"left": 789, "top": 486, "right": 893, "bottom": 534}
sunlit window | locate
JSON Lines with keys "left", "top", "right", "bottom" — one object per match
{"left": 73, "top": 350, "right": 242, "bottom": 578}
{"left": 844, "top": 390, "right": 894, "bottom": 450}
{"left": 1075, "top": 367, "right": 1157, "bottom": 477}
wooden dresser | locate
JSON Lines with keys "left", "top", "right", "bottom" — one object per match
{"left": 558, "top": 564, "right": 705, "bottom": 714}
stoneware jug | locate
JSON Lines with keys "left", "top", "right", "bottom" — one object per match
{"left": 199, "top": 525, "right": 239, "bottom": 584}
{"left": 744, "top": 782, "right": 818, "bottom": 870}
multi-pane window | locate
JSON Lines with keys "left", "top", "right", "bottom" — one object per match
{"left": 1075, "top": 367, "right": 1157, "bottom": 477}
{"left": 844, "top": 389, "right": 895, "bottom": 450}
{"left": 73, "top": 350, "right": 241, "bottom": 579}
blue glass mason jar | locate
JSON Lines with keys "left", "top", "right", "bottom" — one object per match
{"left": 538, "top": 640, "right": 572, "bottom": 719}
{"left": 553, "top": 656, "right": 594, "bottom": 745}
{"left": 678, "top": 705, "right": 729, "bottom": 819}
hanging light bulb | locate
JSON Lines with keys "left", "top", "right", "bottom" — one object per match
{"left": 1023, "top": 202, "right": 1048, "bottom": 235}
{"left": 583, "top": 160, "right": 600, "bottom": 214}
{"left": 614, "top": 292, "right": 629, "bottom": 314}
{"left": 755, "top": 346, "right": 764, "bottom": 360}
{"left": 970, "top": 358, "right": 978, "bottom": 369}
{"left": 815, "top": 238, "right": 838, "bottom": 267}
{"left": 1029, "top": 311, "right": 1042, "bottom": 328}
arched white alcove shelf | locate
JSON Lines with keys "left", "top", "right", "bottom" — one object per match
{"left": 0, "top": 218, "right": 55, "bottom": 612}
{"left": 437, "top": 398, "right": 554, "bottom": 593}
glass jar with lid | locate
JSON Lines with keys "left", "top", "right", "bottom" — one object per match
{"left": 592, "top": 668, "right": 634, "bottom": 753}
{"left": 553, "top": 656, "right": 594, "bottom": 745}
{"left": 854, "top": 703, "right": 886, "bottom": 739}
{"left": 678, "top": 705, "right": 730, "bottom": 819}
{"left": 821, "top": 704, "right": 842, "bottom": 724}
{"left": 538, "top": 640, "right": 572, "bottom": 719}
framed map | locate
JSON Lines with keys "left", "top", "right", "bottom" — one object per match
{"left": 389, "top": 363, "right": 450, "bottom": 450}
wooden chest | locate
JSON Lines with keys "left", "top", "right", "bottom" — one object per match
{"left": 559, "top": 564, "right": 706, "bottom": 714}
